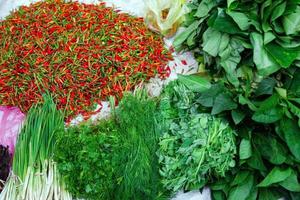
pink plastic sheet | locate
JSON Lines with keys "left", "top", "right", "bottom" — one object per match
{"left": 0, "top": 106, "right": 25, "bottom": 155}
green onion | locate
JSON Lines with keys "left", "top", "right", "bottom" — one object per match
{"left": 0, "top": 95, "right": 72, "bottom": 200}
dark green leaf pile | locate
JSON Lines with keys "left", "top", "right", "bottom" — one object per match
{"left": 173, "top": 0, "right": 300, "bottom": 197}
{"left": 175, "top": 0, "right": 300, "bottom": 86}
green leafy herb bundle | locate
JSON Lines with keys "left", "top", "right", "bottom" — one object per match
{"left": 0, "top": 96, "right": 72, "bottom": 200}
{"left": 54, "top": 90, "right": 166, "bottom": 200}
{"left": 157, "top": 80, "right": 236, "bottom": 193}
{"left": 0, "top": 145, "right": 11, "bottom": 192}
{"left": 114, "top": 90, "right": 165, "bottom": 200}
{"left": 54, "top": 120, "right": 119, "bottom": 200}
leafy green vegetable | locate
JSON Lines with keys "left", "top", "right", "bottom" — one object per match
{"left": 239, "top": 139, "right": 252, "bottom": 160}
{"left": 54, "top": 120, "right": 119, "bottom": 200}
{"left": 279, "top": 170, "right": 300, "bottom": 192}
{"left": 257, "top": 167, "right": 292, "bottom": 187}
{"left": 176, "top": 0, "right": 300, "bottom": 83}
{"left": 55, "top": 91, "right": 165, "bottom": 200}
{"left": 114, "top": 91, "right": 164, "bottom": 200}
{"left": 178, "top": 74, "right": 211, "bottom": 92}
{"left": 228, "top": 173, "right": 254, "bottom": 200}
{"left": 1, "top": 95, "right": 71, "bottom": 200}
{"left": 173, "top": 0, "right": 300, "bottom": 197}
{"left": 168, "top": 68, "right": 300, "bottom": 198}
{"left": 280, "top": 118, "right": 300, "bottom": 161}
{"left": 157, "top": 80, "right": 236, "bottom": 192}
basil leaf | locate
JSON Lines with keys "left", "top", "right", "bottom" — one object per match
{"left": 256, "top": 94, "right": 280, "bottom": 111}
{"left": 252, "top": 94, "right": 283, "bottom": 123}
{"left": 231, "top": 171, "right": 251, "bottom": 186}
{"left": 195, "top": 0, "right": 217, "bottom": 18}
{"left": 202, "top": 28, "right": 229, "bottom": 57}
{"left": 219, "top": 38, "right": 244, "bottom": 87}
{"left": 174, "top": 20, "right": 201, "bottom": 48}
{"left": 227, "top": 11, "right": 251, "bottom": 31}
{"left": 258, "top": 189, "right": 281, "bottom": 200}
{"left": 245, "top": 187, "right": 258, "bottom": 200}
{"left": 255, "top": 77, "right": 277, "bottom": 96}
{"left": 208, "top": 8, "right": 242, "bottom": 34}
{"left": 283, "top": 6, "right": 300, "bottom": 35}
{"left": 238, "top": 95, "right": 258, "bottom": 111}
{"left": 197, "top": 84, "right": 225, "bottom": 107}
{"left": 252, "top": 107, "right": 283, "bottom": 123}
{"left": 247, "top": 147, "right": 267, "bottom": 172}
{"left": 212, "top": 190, "right": 226, "bottom": 200}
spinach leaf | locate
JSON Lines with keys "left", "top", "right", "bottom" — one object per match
{"left": 250, "top": 32, "right": 281, "bottom": 76}
{"left": 239, "top": 139, "right": 252, "bottom": 160}
{"left": 257, "top": 167, "right": 292, "bottom": 187}
{"left": 212, "top": 93, "right": 238, "bottom": 115}
{"left": 228, "top": 173, "right": 254, "bottom": 200}
{"left": 254, "top": 134, "right": 287, "bottom": 165}
{"left": 178, "top": 74, "right": 211, "bottom": 92}
{"left": 279, "top": 170, "right": 300, "bottom": 192}
{"left": 280, "top": 118, "right": 300, "bottom": 161}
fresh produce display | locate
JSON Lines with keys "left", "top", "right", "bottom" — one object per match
{"left": 157, "top": 80, "right": 236, "bottom": 192}
{"left": 1, "top": 0, "right": 300, "bottom": 200}
{"left": 54, "top": 91, "right": 165, "bottom": 200}
{"left": 0, "top": 0, "right": 172, "bottom": 121}
{"left": 0, "top": 96, "right": 72, "bottom": 200}
{"left": 172, "top": 0, "right": 300, "bottom": 199}
{"left": 175, "top": 0, "right": 300, "bottom": 87}
{"left": 114, "top": 90, "right": 164, "bottom": 200}
{"left": 54, "top": 120, "right": 119, "bottom": 200}
{"left": 0, "top": 146, "right": 10, "bottom": 193}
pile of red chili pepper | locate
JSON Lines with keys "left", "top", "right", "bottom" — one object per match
{"left": 0, "top": 0, "right": 172, "bottom": 121}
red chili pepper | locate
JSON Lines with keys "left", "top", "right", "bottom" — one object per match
{"left": 181, "top": 60, "right": 188, "bottom": 65}
{"left": 0, "top": 0, "right": 173, "bottom": 122}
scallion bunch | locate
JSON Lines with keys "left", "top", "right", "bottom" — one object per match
{"left": 0, "top": 95, "right": 72, "bottom": 200}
